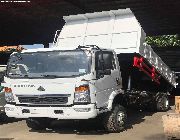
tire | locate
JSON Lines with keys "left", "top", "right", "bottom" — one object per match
{"left": 0, "top": 113, "right": 8, "bottom": 122}
{"left": 156, "top": 95, "right": 169, "bottom": 112}
{"left": 26, "top": 118, "right": 48, "bottom": 130}
{"left": 103, "top": 105, "right": 127, "bottom": 133}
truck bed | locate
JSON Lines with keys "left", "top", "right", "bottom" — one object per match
{"left": 55, "top": 8, "right": 176, "bottom": 87}
{"left": 153, "top": 47, "right": 180, "bottom": 94}
{"left": 137, "top": 44, "right": 176, "bottom": 87}
{"left": 118, "top": 53, "right": 174, "bottom": 92}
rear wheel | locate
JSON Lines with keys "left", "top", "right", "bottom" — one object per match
{"left": 103, "top": 105, "right": 127, "bottom": 133}
{"left": 156, "top": 95, "right": 169, "bottom": 111}
{"left": 26, "top": 118, "right": 49, "bottom": 130}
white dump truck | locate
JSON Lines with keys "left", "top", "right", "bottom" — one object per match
{"left": 3, "top": 9, "right": 177, "bottom": 132}
{"left": 0, "top": 65, "right": 6, "bottom": 121}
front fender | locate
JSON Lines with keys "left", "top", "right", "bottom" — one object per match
{"left": 107, "top": 89, "right": 124, "bottom": 110}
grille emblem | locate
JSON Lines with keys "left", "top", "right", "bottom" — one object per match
{"left": 38, "top": 95, "right": 45, "bottom": 99}
{"left": 37, "top": 86, "right": 45, "bottom": 91}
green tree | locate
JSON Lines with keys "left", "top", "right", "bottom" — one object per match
{"left": 146, "top": 35, "right": 180, "bottom": 47}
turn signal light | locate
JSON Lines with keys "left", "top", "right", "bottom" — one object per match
{"left": 75, "top": 85, "right": 89, "bottom": 92}
{"left": 4, "top": 87, "right": 12, "bottom": 93}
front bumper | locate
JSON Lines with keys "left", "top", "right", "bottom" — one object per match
{"left": 5, "top": 104, "right": 97, "bottom": 119}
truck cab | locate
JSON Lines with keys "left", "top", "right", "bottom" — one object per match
{"left": 3, "top": 46, "right": 126, "bottom": 131}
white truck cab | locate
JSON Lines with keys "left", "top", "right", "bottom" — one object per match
{"left": 4, "top": 46, "right": 122, "bottom": 119}
{"left": 3, "top": 9, "right": 176, "bottom": 132}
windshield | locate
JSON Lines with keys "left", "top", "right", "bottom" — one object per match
{"left": 7, "top": 50, "right": 91, "bottom": 78}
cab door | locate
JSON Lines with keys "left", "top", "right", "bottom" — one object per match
{"left": 94, "top": 51, "right": 121, "bottom": 109}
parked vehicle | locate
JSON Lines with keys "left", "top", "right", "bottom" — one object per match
{"left": 0, "top": 65, "right": 6, "bottom": 121}
{"left": 0, "top": 46, "right": 24, "bottom": 121}
{"left": 2, "top": 9, "right": 177, "bottom": 132}
{"left": 0, "top": 85, "right": 6, "bottom": 121}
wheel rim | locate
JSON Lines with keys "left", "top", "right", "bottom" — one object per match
{"left": 117, "top": 112, "right": 125, "bottom": 126}
{"left": 165, "top": 97, "right": 169, "bottom": 108}
{"left": 161, "top": 96, "right": 169, "bottom": 109}
{"left": 158, "top": 96, "right": 169, "bottom": 110}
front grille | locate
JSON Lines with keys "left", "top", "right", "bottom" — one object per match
{"left": 18, "top": 94, "right": 69, "bottom": 104}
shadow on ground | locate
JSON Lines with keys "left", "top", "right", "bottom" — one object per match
{"left": 29, "top": 109, "right": 157, "bottom": 135}
{"left": 0, "top": 116, "right": 22, "bottom": 125}
{"left": 144, "top": 133, "right": 180, "bottom": 140}
{"left": 144, "top": 133, "right": 166, "bottom": 140}
{"left": 126, "top": 109, "right": 155, "bottom": 130}
{"left": 28, "top": 97, "right": 175, "bottom": 135}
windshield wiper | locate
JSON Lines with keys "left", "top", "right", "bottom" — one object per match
{"left": 66, "top": 73, "right": 86, "bottom": 77}
{"left": 23, "top": 74, "right": 33, "bottom": 78}
{"left": 9, "top": 73, "right": 23, "bottom": 76}
{"left": 8, "top": 73, "right": 34, "bottom": 79}
{"left": 41, "top": 75, "right": 66, "bottom": 78}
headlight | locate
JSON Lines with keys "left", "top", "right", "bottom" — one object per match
{"left": 74, "top": 85, "right": 90, "bottom": 103}
{"left": 4, "top": 87, "right": 15, "bottom": 102}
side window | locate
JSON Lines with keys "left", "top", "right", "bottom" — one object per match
{"left": 95, "top": 51, "right": 116, "bottom": 70}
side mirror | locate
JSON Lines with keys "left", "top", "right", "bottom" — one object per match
{"left": 10, "top": 64, "right": 18, "bottom": 69}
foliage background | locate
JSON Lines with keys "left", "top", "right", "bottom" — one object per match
{"left": 146, "top": 35, "right": 180, "bottom": 47}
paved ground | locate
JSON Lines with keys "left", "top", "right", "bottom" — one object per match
{"left": 0, "top": 107, "right": 174, "bottom": 140}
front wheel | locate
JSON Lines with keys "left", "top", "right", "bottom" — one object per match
{"left": 103, "top": 105, "right": 127, "bottom": 133}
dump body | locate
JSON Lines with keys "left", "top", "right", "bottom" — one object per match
{"left": 55, "top": 8, "right": 176, "bottom": 87}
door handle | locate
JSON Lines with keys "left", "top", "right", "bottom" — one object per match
{"left": 116, "top": 78, "right": 121, "bottom": 85}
